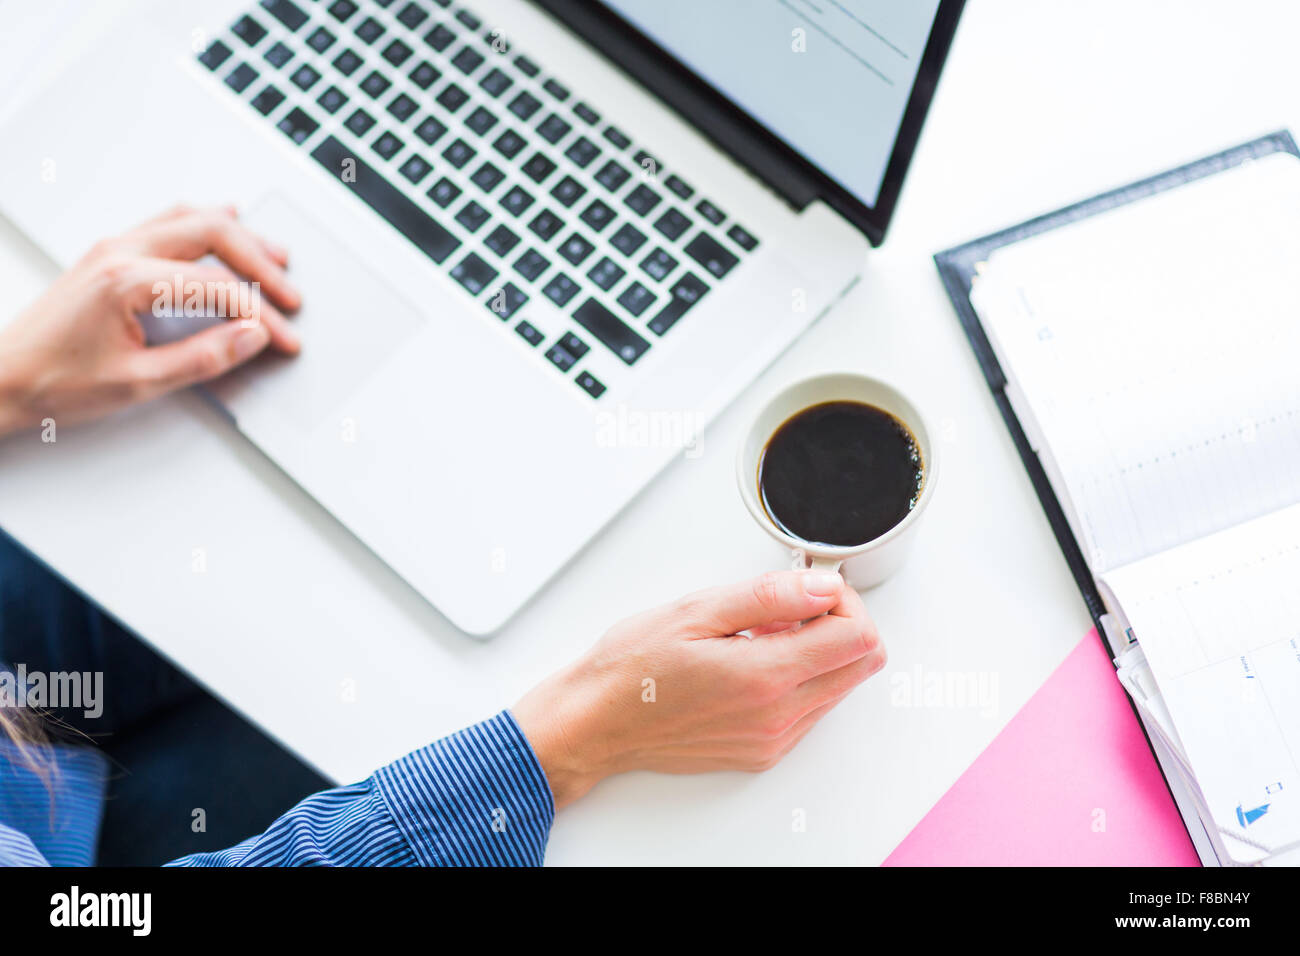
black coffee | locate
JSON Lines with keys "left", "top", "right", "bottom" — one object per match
{"left": 758, "top": 400, "right": 924, "bottom": 547}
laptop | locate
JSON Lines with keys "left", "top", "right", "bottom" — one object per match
{"left": 0, "top": 0, "right": 963, "bottom": 634}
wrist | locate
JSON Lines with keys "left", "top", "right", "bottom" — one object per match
{"left": 0, "top": 342, "right": 34, "bottom": 437}
{"left": 512, "top": 660, "right": 620, "bottom": 810}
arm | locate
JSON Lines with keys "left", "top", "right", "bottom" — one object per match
{"left": 167, "top": 712, "right": 553, "bottom": 867}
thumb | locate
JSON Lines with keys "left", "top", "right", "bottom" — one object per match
{"left": 134, "top": 320, "right": 270, "bottom": 396}
{"left": 676, "top": 570, "right": 844, "bottom": 637}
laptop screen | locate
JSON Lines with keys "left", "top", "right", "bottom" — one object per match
{"left": 598, "top": 0, "right": 945, "bottom": 211}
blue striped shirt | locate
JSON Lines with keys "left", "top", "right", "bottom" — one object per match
{"left": 0, "top": 711, "right": 554, "bottom": 867}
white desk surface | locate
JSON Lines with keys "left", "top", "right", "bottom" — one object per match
{"left": 1, "top": 0, "right": 1297, "bottom": 865}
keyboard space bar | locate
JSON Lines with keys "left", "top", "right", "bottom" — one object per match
{"left": 310, "top": 135, "right": 461, "bottom": 265}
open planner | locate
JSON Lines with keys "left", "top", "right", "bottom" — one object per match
{"left": 937, "top": 131, "right": 1300, "bottom": 866}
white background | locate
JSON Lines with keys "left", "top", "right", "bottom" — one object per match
{"left": 1, "top": 0, "right": 1297, "bottom": 864}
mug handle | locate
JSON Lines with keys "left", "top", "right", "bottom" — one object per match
{"left": 805, "top": 554, "right": 844, "bottom": 575}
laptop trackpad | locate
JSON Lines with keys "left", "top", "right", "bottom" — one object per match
{"left": 205, "top": 193, "right": 422, "bottom": 431}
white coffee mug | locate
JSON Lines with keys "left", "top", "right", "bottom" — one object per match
{"left": 736, "top": 372, "right": 939, "bottom": 589}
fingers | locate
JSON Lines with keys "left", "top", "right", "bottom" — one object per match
{"left": 127, "top": 207, "right": 301, "bottom": 321}
{"left": 674, "top": 570, "right": 845, "bottom": 637}
{"left": 129, "top": 319, "right": 271, "bottom": 399}
{"left": 751, "top": 584, "right": 884, "bottom": 684}
{"left": 116, "top": 258, "right": 299, "bottom": 355}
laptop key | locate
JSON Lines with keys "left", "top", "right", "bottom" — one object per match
{"left": 372, "top": 131, "right": 404, "bottom": 160}
{"left": 684, "top": 232, "right": 739, "bottom": 279}
{"left": 564, "top": 136, "right": 600, "bottom": 169}
{"left": 545, "top": 344, "right": 577, "bottom": 373}
{"left": 423, "top": 23, "right": 456, "bottom": 52}
{"left": 542, "top": 78, "right": 570, "bottom": 101}
{"left": 521, "top": 153, "right": 557, "bottom": 184}
{"left": 537, "top": 113, "right": 571, "bottom": 145}
{"left": 290, "top": 64, "right": 321, "bottom": 91}
{"left": 232, "top": 15, "right": 268, "bottom": 47}
{"left": 542, "top": 273, "right": 580, "bottom": 307}
{"left": 470, "top": 162, "right": 506, "bottom": 193}
{"left": 528, "top": 209, "right": 563, "bottom": 242}
{"left": 579, "top": 199, "right": 615, "bottom": 233}
{"left": 251, "top": 84, "right": 287, "bottom": 116}
{"left": 594, "top": 159, "right": 631, "bottom": 192}
{"left": 498, "top": 185, "right": 535, "bottom": 217}
{"left": 414, "top": 115, "right": 448, "bottom": 145}
{"left": 575, "top": 370, "right": 606, "bottom": 398}
{"left": 442, "top": 138, "right": 475, "bottom": 168}
{"left": 515, "top": 320, "right": 545, "bottom": 347}
{"left": 558, "top": 233, "right": 595, "bottom": 266}
{"left": 436, "top": 83, "right": 470, "bottom": 112}
{"left": 654, "top": 207, "right": 692, "bottom": 241}
{"left": 455, "top": 201, "right": 491, "bottom": 233}
{"left": 513, "top": 249, "right": 550, "bottom": 282}
{"left": 609, "top": 222, "right": 647, "bottom": 257}
{"left": 277, "top": 106, "right": 319, "bottom": 144}
{"left": 486, "top": 282, "right": 528, "bottom": 320}
{"left": 513, "top": 55, "right": 540, "bottom": 77}
{"left": 479, "top": 68, "right": 512, "bottom": 98}
{"left": 695, "top": 198, "right": 725, "bottom": 226}
{"left": 327, "top": 0, "right": 359, "bottom": 22}
{"left": 492, "top": 129, "right": 527, "bottom": 159}
{"left": 624, "top": 184, "right": 661, "bottom": 216}
{"left": 464, "top": 106, "right": 498, "bottom": 136}
{"left": 382, "top": 39, "right": 413, "bottom": 67}
{"left": 648, "top": 272, "right": 709, "bottom": 336}
{"left": 397, "top": 1, "right": 429, "bottom": 29}
{"left": 452, "top": 46, "right": 485, "bottom": 75}
{"left": 572, "top": 298, "right": 650, "bottom": 365}
{"left": 261, "top": 0, "right": 308, "bottom": 31}
{"left": 586, "top": 256, "right": 625, "bottom": 291}
{"left": 665, "top": 174, "right": 694, "bottom": 200}
{"left": 617, "top": 281, "right": 655, "bottom": 317}
{"left": 333, "top": 48, "right": 364, "bottom": 76}
{"left": 354, "top": 16, "right": 386, "bottom": 45}
{"left": 640, "top": 247, "right": 678, "bottom": 282}
{"left": 484, "top": 224, "right": 520, "bottom": 257}
{"left": 427, "top": 177, "right": 461, "bottom": 208}
{"left": 199, "top": 39, "right": 233, "bottom": 70}
{"left": 344, "top": 108, "right": 376, "bottom": 136}
{"left": 602, "top": 125, "right": 631, "bottom": 150}
{"left": 316, "top": 85, "right": 348, "bottom": 114}
{"left": 225, "top": 62, "right": 260, "bottom": 94}
{"left": 387, "top": 92, "right": 419, "bottom": 122}
{"left": 455, "top": 9, "right": 482, "bottom": 31}
{"left": 398, "top": 154, "right": 432, "bottom": 185}
{"left": 360, "top": 71, "right": 392, "bottom": 98}
{"left": 507, "top": 91, "right": 542, "bottom": 121}
{"left": 450, "top": 252, "right": 497, "bottom": 295}
{"left": 727, "top": 224, "right": 759, "bottom": 251}
{"left": 573, "top": 102, "right": 599, "bottom": 126}
{"left": 409, "top": 61, "right": 441, "bottom": 89}
{"left": 264, "top": 41, "right": 295, "bottom": 68}
{"left": 559, "top": 332, "right": 589, "bottom": 360}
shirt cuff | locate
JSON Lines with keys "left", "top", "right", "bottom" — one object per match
{"left": 373, "top": 710, "right": 556, "bottom": 866}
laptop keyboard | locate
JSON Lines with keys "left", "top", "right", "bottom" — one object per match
{"left": 198, "top": 0, "right": 761, "bottom": 400}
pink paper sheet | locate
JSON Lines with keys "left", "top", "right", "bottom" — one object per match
{"left": 884, "top": 631, "right": 1200, "bottom": 866}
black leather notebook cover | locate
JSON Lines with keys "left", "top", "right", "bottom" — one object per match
{"left": 935, "top": 130, "right": 1300, "bottom": 636}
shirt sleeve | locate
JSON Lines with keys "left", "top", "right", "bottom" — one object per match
{"left": 0, "top": 822, "right": 51, "bottom": 867}
{"left": 167, "top": 710, "right": 555, "bottom": 867}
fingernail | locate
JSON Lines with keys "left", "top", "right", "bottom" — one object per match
{"left": 232, "top": 326, "right": 268, "bottom": 363}
{"left": 803, "top": 571, "right": 842, "bottom": 596}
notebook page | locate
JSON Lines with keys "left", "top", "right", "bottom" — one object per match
{"left": 970, "top": 150, "right": 1300, "bottom": 573}
{"left": 1100, "top": 500, "right": 1300, "bottom": 863}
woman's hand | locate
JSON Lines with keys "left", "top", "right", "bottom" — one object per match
{"left": 512, "top": 570, "right": 886, "bottom": 808}
{"left": 0, "top": 205, "right": 300, "bottom": 437}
